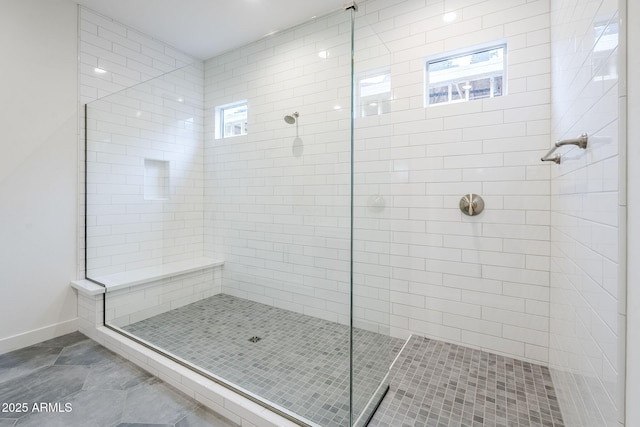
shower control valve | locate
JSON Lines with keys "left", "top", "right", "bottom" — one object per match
{"left": 459, "top": 193, "right": 484, "bottom": 216}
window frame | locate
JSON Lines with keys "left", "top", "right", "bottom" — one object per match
{"left": 424, "top": 41, "right": 507, "bottom": 107}
{"left": 215, "top": 100, "right": 248, "bottom": 139}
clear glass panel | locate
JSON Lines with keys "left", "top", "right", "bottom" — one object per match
{"left": 86, "top": 6, "right": 393, "bottom": 426}
{"left": 356, "top": 68, "right": 392, "bottom": 117}
{"left": 350, "top": 9, "right": 394, "bottom": 427}
{"left": 86, "top": 62, "right": 206, "bottom": 281}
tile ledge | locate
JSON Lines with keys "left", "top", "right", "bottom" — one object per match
{"left": 70, "top": 279, "right": 106, "bottom": 295}
{"left": 76, "top": 257, "right": 225, "bottom": 293}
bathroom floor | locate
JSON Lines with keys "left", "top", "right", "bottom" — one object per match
{"left": 122, "top": 293, "right": 563, "bottom": 427}
{"left": 121, "top": 294, "right": 402, "bottom": 426}
{"left": 369, "top": 336, "right": 564, "bottom": 427}
{"left": 0, "top": 332, "right": 235, "bottom": 427}
{"left": 0, "top": 315, "right": 565, "bottom": 427}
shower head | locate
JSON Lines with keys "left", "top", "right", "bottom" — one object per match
{"left": 284, "top": 112, "right": 299, "bottom": 124}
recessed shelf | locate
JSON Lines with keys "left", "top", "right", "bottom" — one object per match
{"left": 144, "top": 159, "right": 170, "bottom": 200}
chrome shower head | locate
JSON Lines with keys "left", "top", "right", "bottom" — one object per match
{"left": 284, "top": 112, "right": 299, "bottom": 124}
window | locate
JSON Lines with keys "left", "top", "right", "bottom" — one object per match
{"left": 356, "top": 68, "right": 391, "bottom": 117}
{"left": 425, "top": 43, "right": 506, "bottom": 106}
{"left": 592, "top": 21, "right": 618, "bottom": 81}
{"left": 215, "top": 101, "right": 248, "bottom": 139}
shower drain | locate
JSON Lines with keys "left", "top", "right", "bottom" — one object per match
{"left": 248, "top": 336, "right": 261, "bottom": 343}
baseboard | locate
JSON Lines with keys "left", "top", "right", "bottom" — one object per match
{"left": 0, "top": 318, "right": 79, "bottom": 354}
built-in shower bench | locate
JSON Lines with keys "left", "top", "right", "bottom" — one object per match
{"left": 71, "top": 256, "right": 225, "bottom": 328}
{"left": 70, "top": 257, "right": 224, "bottom": 294}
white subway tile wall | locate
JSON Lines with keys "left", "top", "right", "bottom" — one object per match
{"left": 203, "top": 10, "right": 356, "bottom": 325}
{"left": 79, "top": 7, "right": 204, "bottom": 277}
{"left": 78, "top": 8, "right": 623, "bottom": 424}
{"left": 202, "top": 0, "right": 553, "bottom": 362}
{"left": 79, "top": 8, "right": 195, "bottom": 105}
{"left": 360, "top": 0, "right": 553, "bottom": 361}
{"left": 85, "top": 64, "right": 206, "bottom": 276}
{"left": 548, "top": 0, "right": 620, "bottom": 426}
{"left": 105, "top": 268, "right": 222, "bottom": 327}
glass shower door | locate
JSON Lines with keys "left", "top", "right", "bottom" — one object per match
{"left": 350, "top": 7, "right": 395, "bottom": 426}
{"left": 84, "top": 4, "right": 396, "bottom": 426}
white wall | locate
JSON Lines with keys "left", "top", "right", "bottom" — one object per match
{"left": 0, "top": 0, "right": 79, "bottom": 353}
{"left": 85, "top": 64, "right": 205, "bottom": 277}
{"left": 625, "top": 0, "right": 639, "bottom": 424}
{"left": 548, "top": 0, "right": 621, "bottom": 425}
{"left": 366, "top": 0, "right": 553, "bottom": 364}
{"left": 203, "top": 0, "right": 553, "bottom": 362}
{"left": 203, "top": 10, "right": 355, "bottom": 325}
{"left": 79, "top": 7, "right": 204, "bottom": 278}
{"left": 78, "top": 8, "right": 195, "bottom": 105}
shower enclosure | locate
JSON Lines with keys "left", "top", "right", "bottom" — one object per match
{"left": 85, "top": 6, "right": 397, "bottom": 427}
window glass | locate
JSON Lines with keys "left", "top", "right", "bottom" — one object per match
{"left": 215, "top": 101, "right": 248, "bottom": 139}
{"left": 592, "top": 22, "right": 618, "bottom": 81}
{"left": 425, "top": 44, "right": 506, "bottom": 106}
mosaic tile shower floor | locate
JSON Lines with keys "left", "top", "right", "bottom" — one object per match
{"left": 370, "top": 336, "right": 564, "bottom": 427}
{"left": 122, "top": 294, "right": 402, "bottom": 427}
{"left": 120, "top": 294, "right": 564, "bottom": 427}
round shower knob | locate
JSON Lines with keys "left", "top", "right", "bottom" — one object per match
{"left": 459, "top": 194, "right": 484, "bottom": 216}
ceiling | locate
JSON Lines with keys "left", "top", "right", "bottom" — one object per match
{"left": 75, "top": 0, "right": 347, "bottom": 60}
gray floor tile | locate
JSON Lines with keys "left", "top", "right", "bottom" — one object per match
{"left": 0, "top": 365, "right": 89, "bottom": 418}
{"left": 83, "top": 357, "right": 152, "bottom": 391}
{"left": 13, "top": 389, "right": 126, "bottom": 427}
{"left": 121, "top": 294, "right": 402, "bottom": 427}
{"left": 174, "top": 406, "right": 238, "bottom": 427}
{"left": 0, "top": 314, "right": 566, "bottom": 426}
{"left": 0, "top": 346, "right": 62, "bottom": 384}
{"left": 369, "top": 336, "right": 565, "bottom": 427}
{"left": 116, "top": 424, "right": 172, "bottom": 427}
{"left": 33, "top": 332, "right": 87, "bottom": 348}
{"left": 120, "top": 378, "right": 200, "bottom": 425}
{"left": 0, "top": 334, "right": 237, "bottom": 427}
{"left": 54, "top": 339, "right": 114, "bottom": 366}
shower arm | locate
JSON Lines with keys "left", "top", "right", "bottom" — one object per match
{"left": 540, "top": 133, "right": 588, "bottom": 164}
